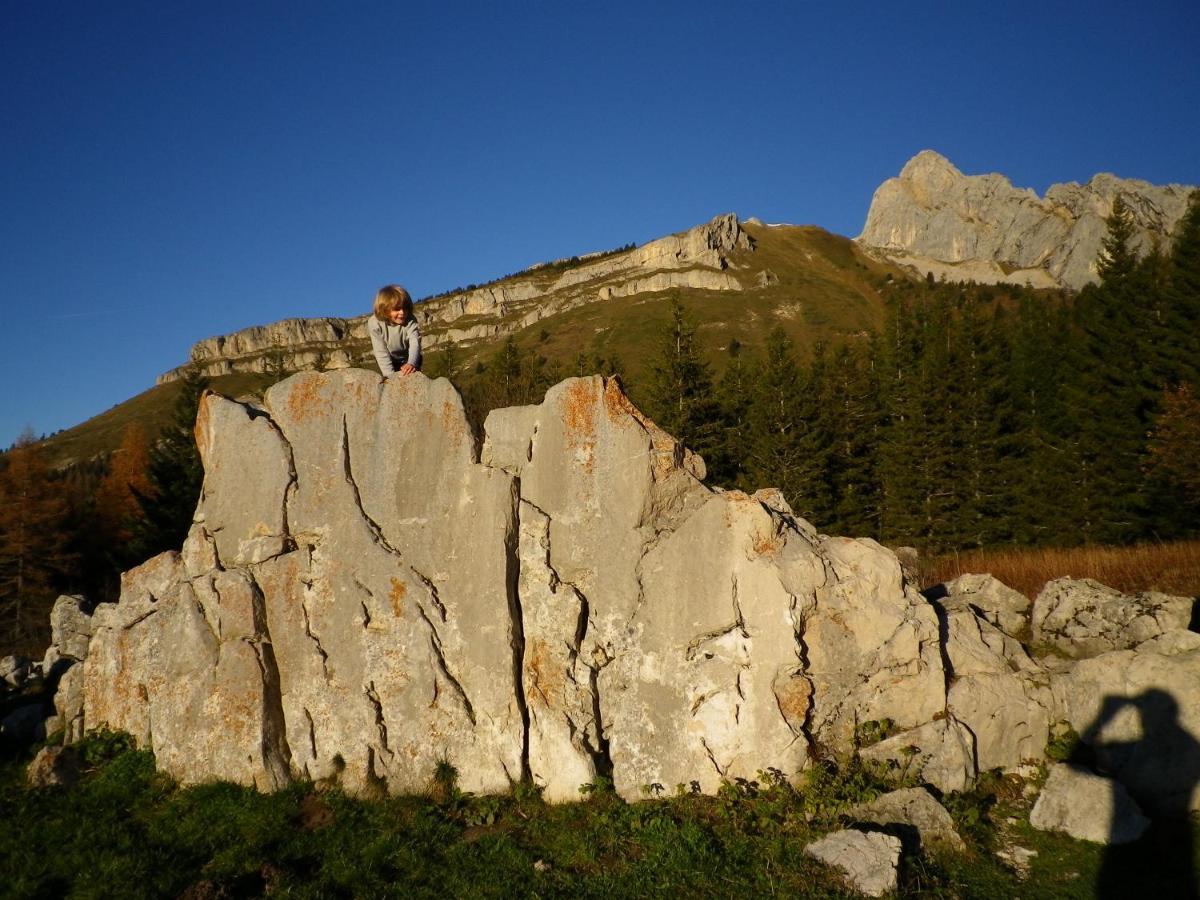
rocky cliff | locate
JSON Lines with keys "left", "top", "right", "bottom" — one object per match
{"left": 857, "top": 150, "right": 1196, "bottom": 290}
{"left": 44, "top": 370, "right": 1200, "bottom": 813}
{"left": 158, "top": 214, "right": 753, "bottom": 383}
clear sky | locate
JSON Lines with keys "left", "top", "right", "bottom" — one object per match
{"left": 2, "top": 0, "right": 1197, "bottom": 450}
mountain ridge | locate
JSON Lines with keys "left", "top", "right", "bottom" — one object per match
{"left": 857, "top": 149, "right": 1196, "bottom": 289}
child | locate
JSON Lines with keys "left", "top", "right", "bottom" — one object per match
{"left": 368, "top": 284, "right": 422, "bottom": 377}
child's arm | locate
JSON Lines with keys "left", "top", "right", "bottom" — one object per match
{"left": 404, "top": 321, "right": 422, "bottom": 370}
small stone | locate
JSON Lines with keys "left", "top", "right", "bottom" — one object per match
{"left": 847, "top": 786, "right": 965, "bottom": 853}
{"left": 533, "top": 860, "right": 551, "bottom": 873}
{"left": 805, "top": 829, "right": 901, "bottom": 897}
{"left": 27, "top": 745, "right": 81, "bottom": 788}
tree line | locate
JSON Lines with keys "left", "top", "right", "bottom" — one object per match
{"left": 0, "top": 369, "right": 206, "bottom": 654}
{"left": 636, "top": 193, "right": 1200, "bottom": 550}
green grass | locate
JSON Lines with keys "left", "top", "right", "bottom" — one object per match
{"left": 6, "top": 735, "right": 1197, "bottom": 898}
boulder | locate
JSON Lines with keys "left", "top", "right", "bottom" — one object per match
{"left": 1, "top": 654, "right": 31, "bottom": 689}
{"left": 935, "top": 573, "right": 1031, "bottom": 638}
{"left": 804, "top": 829, "right": 901, "bottom": 897}
{"left": 847, "top": 786, "right": 965, "bottom": 853}
{"left": 940, "top": 604, "right": 1058, "bottom": 772}
{"left": 52, "top": 664, "right": 87, "bottom": 744}
{"left": 1032, "top": 578, "right": 1194, "bottom": 659}
{"left": 36, "top": 594, "right": 93, "bottom": 685}
{"left": 858, "top": 718, "right": 976, "bottom": 793}
{"left": 1051, "top": 643, "right": 1200, "bottom": 813}
{"left": 26, "top": 745, "right": 81, "bottom": 789}
{"left": 948, "top": 672, "right": 1056, "bottom": 772}
{"left": 1030, "top": 764, "right": 1149, "bottom": 844}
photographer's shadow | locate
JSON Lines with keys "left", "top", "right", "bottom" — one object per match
{"left": 1075, "top": 689, "right": 1199, "bottom": 898}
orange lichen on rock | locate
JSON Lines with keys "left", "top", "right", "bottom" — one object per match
{"left": 524, "top": 638, "right": 564, "bottom": 709}
{"left": 773, "top": 672, "right": 813, "bottom": 734}
{"left": 286, "top": 375, "right": 329, "bottom": 424}
{"left": 194, "top": 391, "right": 214, "bottom": 463}
{"left": 563, "top": 380, "right": 598, "bottom": 448}
{"left": 389, "top": 578, "right": 407, "bottom": 617}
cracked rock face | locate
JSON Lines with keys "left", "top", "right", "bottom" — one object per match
{"left": 82, "top": 371, "right": 953, "bottom": 800}
{"left": 858, "top": 150, "right": 1195, "bottom": 290}
{"left": 1032, "top": 577, "right": 1195, "bottom": 659}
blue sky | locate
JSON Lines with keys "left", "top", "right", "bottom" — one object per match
{"left": 2, "top": 0, "right": 1198, "bottom": 449}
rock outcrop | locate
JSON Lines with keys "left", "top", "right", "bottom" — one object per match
{"left": 73, "top": 369, "right": 949, "bottom": 801}
{"left": 858, "top": 150, "right": 1196, "bottom": 290}
{"left": 1031, "top": 577, "right": 1194, "bottom": 659}
{"left": 45, "top": 371, "right": 1200, "bottom": 817}
{"left": 158, "top": 215, "right": 754, "bottom": 383}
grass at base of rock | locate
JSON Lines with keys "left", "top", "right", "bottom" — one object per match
{"left": 3, "top": 737, "right": 1198, "bottom": 898}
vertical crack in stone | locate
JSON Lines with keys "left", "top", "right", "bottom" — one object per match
{"left": 299, "top": 595, "right": 331, "bottom": 682}
{"left": 365, "top": 680, "right": 392, "bottom": 763}
{"left": 700, "top": 737, "right": 727, "bottom": 777}
{"left": 780, "top": 592, "right": 816, "bottom": 752}
{"left": 303, "top": 707, "right": 318, "bottom": 760}
{"left": 340, "top": 414, "right": 402, "bottom": 557}
{"left": 261, "top": 412, "right": 298, "bottom": 544}
{"left": 414, "top": 601, "right": 476, "bottom": 726}
{"left": 245, "top": 572, "right": 293, "bottom": 788}
{"left": 582, "top": 638, "right": 614, "bottom": 780}
{"left": 352, "top": 577, "right": 375, "bottom": 627}
{"left": 505, "top": 478, "right": 530, "bottom": 780}
{"left": 409, "top": 568, "right": 447, "bottom": 622}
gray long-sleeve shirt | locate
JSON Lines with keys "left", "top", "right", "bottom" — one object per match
{"left": 368, "top": 317, "right": 422, "bottom": 375}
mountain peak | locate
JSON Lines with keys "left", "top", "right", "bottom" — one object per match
{"left": 899, "top": 149, "right": 962, "bottom": 181}
{"left": 859, "top": 154, "right": 1196, "bottom": 289}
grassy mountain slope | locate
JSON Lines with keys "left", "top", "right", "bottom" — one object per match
{"left": 40, "top": 223, "right": 899, "bottom": 468}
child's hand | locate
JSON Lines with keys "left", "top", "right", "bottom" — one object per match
{"left": 398, "top": 364, "right": 416, "bottom": 376}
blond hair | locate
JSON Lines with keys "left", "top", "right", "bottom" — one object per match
{"left": 373, "top": 284, "right": 414, "bottom": 321}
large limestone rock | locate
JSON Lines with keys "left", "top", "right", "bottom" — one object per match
{"left": 56, "top": 368, "right": 1200, "bottom": 816}
{"left": 1052, "top": 640, "right": 1200, "bottom": 813}
{"left": 940, "top": 603, "right": 1058, "bottom": 772}
{"left": 1032, "top": 578, "right": 1194, "bottom": 659}
{"left": 858, "top": 150, "right": 1196, "bottom": 290}
{"left": 932, "top": 573, "right": 1030, "bottom": 638}
{"left": 1030, "top": 764, "right": 1149, "bottom": 844}
{"left": 79, "top": 370, "right": 952, "bottom": 802}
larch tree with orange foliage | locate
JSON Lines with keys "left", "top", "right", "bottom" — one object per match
{"left": 0, "top": 429, "right": 75, "bottom": 653}
{"left": 95, "top": 423, "right": 154, "bottom": 546}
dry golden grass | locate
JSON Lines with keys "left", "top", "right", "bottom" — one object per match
{"left": 921, "top": 539, "right": 1200, "bottom": 600}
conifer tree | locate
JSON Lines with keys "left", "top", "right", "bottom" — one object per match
{"left": 1162, "top": 190, "right": 1200, "bottom": 388}
{"left": 132, "top": 367, "right": 208, "bottom": 560}
{"left": 746, "top": 328, "right": 819, "bottom": 516}
{"left": 646, "top": 299, "right": 721, "bottom": 463}
{"left": 823, "top": 343, "right": 882, "bottom": 538}
{"left": 1146, "top": 382, "right": 1200, "bottom": 514}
